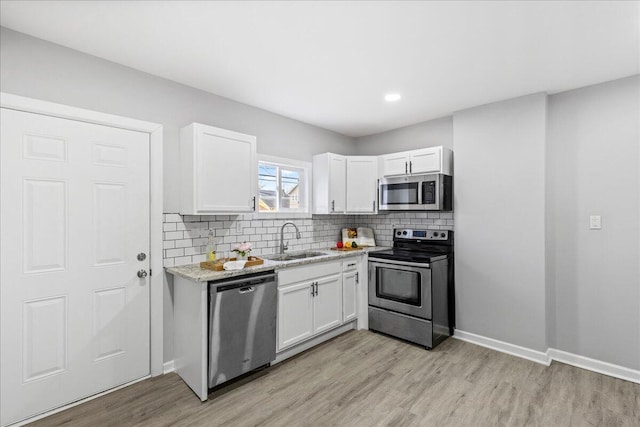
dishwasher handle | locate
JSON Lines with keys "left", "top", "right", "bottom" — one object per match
{"left": 215, "top": 273, "right": 276, "bottom": 293}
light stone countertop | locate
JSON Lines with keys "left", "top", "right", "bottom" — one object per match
{"left": 166, "top": 246, "right": 389, "bottom": 282}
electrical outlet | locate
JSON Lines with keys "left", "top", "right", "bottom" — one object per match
{"left": 236, "top": 221, "right": 243, "bottom": 233}
{"left": 589, "top": 215, "right": 601, "bottom": 230}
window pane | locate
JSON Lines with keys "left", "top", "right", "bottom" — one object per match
{"left": 280, "top": 168, "right": 300, "bottom": 210}
{"left": 258, "top": 160, "right": 308, "bottom": 213}
{"left": 258, "top": 163, "right": 278, "bottom": 212}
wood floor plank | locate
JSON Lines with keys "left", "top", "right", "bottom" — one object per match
{"left": 28, "top": 330, "right": 640, "bottom": 427}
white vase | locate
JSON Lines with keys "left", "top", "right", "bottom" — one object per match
{"left": 235, "top": 252, "right": 247, "bottom": 261}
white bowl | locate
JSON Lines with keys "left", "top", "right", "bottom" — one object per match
{"left": 223, "top": 260, "right": 247, "bottom": 270}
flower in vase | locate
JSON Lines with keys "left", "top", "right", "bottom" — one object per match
{"left": 233, "top": 241, "right": 253, "bottom": 258}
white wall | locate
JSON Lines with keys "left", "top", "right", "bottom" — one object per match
{"left": 453, "top": 93, "right": 548, "bottom": 352}
{"left": 547, "top": 76, "right": 640, "bottom": 369}
{"left": 354, "top": 116, "right": 453, "bottom": 155}
{"left": 0, "top": 27, "right": 356, "bottom": 213}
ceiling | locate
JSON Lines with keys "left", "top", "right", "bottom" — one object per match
{"left": 1, "top": 1, "right": 638, "bottom": 137}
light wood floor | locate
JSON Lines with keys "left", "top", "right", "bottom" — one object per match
{"left": 31, "top": 330, "right": 639, "bottom": 426}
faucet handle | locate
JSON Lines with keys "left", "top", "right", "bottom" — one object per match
{"left": 283, "top": 240, "right": 289, "bottom": 251}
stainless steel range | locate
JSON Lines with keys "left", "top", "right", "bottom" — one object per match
{"left": 368, "top": 229, "right": 454, "bottom": 349}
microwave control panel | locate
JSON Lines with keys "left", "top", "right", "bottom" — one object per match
{"left": 394, "top": 229, "right": 449, "bottom": 240}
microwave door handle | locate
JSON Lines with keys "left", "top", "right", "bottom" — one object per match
{"left": 417, "top": 181, "right": 423, "bottom": 205}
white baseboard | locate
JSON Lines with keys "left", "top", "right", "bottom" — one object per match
{"left": 547, "top": 348, "right": 640, "bottom": 384}
{"left": 163, "top": 360, "right": 175, "bottom": 374}
{"left": 453, "top": 329, "right": 639, "bottom": 384}
{"left": 453, "top": 329, "right": 551, "bottom": 365}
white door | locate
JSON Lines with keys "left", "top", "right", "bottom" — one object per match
{"left": 328, "top": 154, "right": 346, "bottom": 213}
{"left": 313, "top": 274, "right": 343, "bottom": 334}
{"left": 342, "top": 271, "right": 358, "bottom": 323}
{"left": 277, "top": 281, "right": 314, "bottom": 351}
{"left": 381, "top": 153, "right": 409, "bottom": 177}
{"left": 410, "top": 147, "right": 441, "bottom": 174}
{"left": 346, "top": 156, "right": 377, "bottom": 213}
{"left": 0, "top": 109, "right": 150, "bottom": 426}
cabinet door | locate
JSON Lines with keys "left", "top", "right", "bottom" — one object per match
{"left": 381, "top": 153, "right": 409, "bottom": 177}
{"left": 329, "top": 154, "right": 346, "bottom": 213}
{"left": 346, "top": 157, "right": 377, "bottom": 213}
{"left": 278, "top": 281, "right": 314, "bottom": 351}
{"left": 313, "top": 274, "right": 343, "bottom": 334}
{"left": 196, "top": 125, "right": 256, "bottom": 212}
{"left": 409, "top": 147, "right": 441, "bottom": 175}
{"left": 342, "top": 271, "right": 358, "bottom": 323}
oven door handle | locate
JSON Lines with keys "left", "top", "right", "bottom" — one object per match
{"left": 368, "top": 258, "right": 432, "bottom": 269}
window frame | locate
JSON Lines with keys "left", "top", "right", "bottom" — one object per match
{"left": 256, "top": 154, "right": 312, "bottom": 219}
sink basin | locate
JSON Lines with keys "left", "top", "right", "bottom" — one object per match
{"left": 263, "top": 251, "right": 326, "bottom": 262}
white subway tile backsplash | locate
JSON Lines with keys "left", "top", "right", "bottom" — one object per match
{"left": 165, "top": 248, "right": 184, "bottom": 258}
{"left": 164, "top": 231, "right": 183, "bottom": 240}
{"left": 162, "top": 211, "right": 454, "bottom": 267}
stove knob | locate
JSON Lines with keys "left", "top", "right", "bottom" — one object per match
{"left": 396, "top": 231, "right": 402, "bottom": 236}
{"left": 402, "top": 231, "right": 408, "bottom": 235}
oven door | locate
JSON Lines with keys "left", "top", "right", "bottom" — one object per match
{"left": 378, "top": 176, "right": 422, "bottom": 211}
{"left": 368, "top": 259, "right": 432, "bottom": 319}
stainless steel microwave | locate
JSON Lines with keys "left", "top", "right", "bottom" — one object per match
{"left": 378, "top": 174, "right": 452, "bottom": 211}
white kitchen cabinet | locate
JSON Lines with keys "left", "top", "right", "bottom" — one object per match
{"left": 379, "top": 146, "right": 452, "bottom": 177}
{"left": 314, "top": 153, "right": 378, "bottom": 214}
{"left": 313, "top": 153, "right": 346, "bottom": 214}
{"left": 277, "top": 261, "right": 347, "bottom": 351}
{"left": 346, "top": 156, "right": 378, "bottom": 213}
{"left": 180, "top": 123, "right": 257, "bottom": 214}
{"left": 342, "top": 260, "right": 359, "bottom": 323}
{"left": 313, "top": 275, "right": 343, "bottom": 334}
{"left": 277, "top": 280, "right": 314, "bottom": 350}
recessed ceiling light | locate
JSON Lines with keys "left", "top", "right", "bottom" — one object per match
{"left": 384, "top": 93, "right": 401, "bottom": 102}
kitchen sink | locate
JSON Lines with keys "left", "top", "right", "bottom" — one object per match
{"left": 262, "top": 251, "right": 327, "bottom": 261}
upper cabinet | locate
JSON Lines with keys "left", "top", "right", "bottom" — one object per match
{"left": 380, "top": 146, "right": 452, "bottom": 177}
{"left": 313, "top": 154, "right": 378, "bottom": 214}
{"left": 313, "top": 153, "right": 346, "bottom": 214}
{"left": 180, "top": 123, "right": 257, "bottom": 215}
{"left": 346, "top": 156, "right": 378, "bottom": 214}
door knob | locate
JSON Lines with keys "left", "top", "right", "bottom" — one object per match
{"left": 137, "top": 252, "right": 146, "bottom": 261}
{"left": 137, "top": 269, "right": 148, "bottom": 278}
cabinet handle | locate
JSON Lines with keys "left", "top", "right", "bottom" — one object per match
{"left": 314, "top": 282, "right": 318, "bottom": 296}
{"left": 405, "top": 161, "right": 408, "bottom": 174}
{"left": 356, "top": 272, "right": 359, "bottom": 284}
{"left": 311, "top": 283, "right": 315, "bottom": 296}
{"left": 372, "top": 200, "right": 376, "bottom": 211}
{"left": 251, "top": 196, "right": 256, "bottom": 211}
{"left": 409, "top": 161, "right": 413, "bottom": 174}
{"left": 347, "top": 262, "right": 356, "bottom": 267}
{"left": 331, "top": 200, "right": 335, "bottom": 212}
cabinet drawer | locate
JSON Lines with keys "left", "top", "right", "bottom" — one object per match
{"left": 278, "top": 261, "right": 341, "bottom": 286}
{"left": 342, "top": 259, "right": 359, "bottom": 272}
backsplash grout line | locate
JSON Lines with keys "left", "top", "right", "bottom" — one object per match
{"left": 162, "top": 212, "right": 454, "bottom": 267}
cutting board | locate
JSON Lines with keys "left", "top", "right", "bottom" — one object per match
{"left": 200, "top": 256, "right": 264, "bottom": 271}
{"left": 330, "top": 247, "right": 363, "bottom": 252}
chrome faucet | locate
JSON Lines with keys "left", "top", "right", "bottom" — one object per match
{"left": 279, "top": 222, "right": 302, "bottom": 254}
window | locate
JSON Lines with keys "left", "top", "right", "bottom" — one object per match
{"left": 258, "top": 156, "right": 310, "bottom": 215}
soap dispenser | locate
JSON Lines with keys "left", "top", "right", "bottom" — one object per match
{"left": 205, "top": 229, "right": 216, "bottom": 261}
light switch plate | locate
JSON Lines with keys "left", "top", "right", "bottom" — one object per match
{"left": 236, "top": 221, "right": 243, "bottom": 233}
{"left": 589, "top": 215, "right": 601, "bottom": 230}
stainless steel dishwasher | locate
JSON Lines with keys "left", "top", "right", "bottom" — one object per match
{"left": 208, "top": 271, "right": 277, "bottom": 388}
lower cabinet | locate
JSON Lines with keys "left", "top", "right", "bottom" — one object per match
{"left": 313, "top": 275, "right": 343, "bottom": 334}
{"left": 342, "top": 269, "right": 358, "bottom": 323}
{"left": 278, "top": 273, "right": 342, "bottom": 351}
{"left": 277, "top": 280, "right": 315, "bottom": 350}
